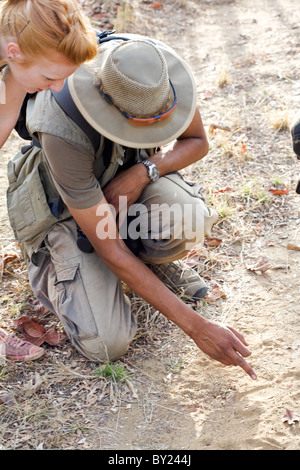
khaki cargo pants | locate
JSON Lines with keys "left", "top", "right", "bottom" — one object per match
{"left": 28, "top": 173, "right": 218, "bottom": 362}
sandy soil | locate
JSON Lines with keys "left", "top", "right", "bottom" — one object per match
{"left": 1, "top": 0, "right": 300, "bottom": 451}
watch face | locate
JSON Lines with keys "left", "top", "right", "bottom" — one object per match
{"left": 142, "top": 160, "right": 159, "bottom": 182}
{"left": 148, "top": 163, "right": 159, "bottom": 182}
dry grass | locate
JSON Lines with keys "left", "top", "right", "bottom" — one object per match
{"left": 1, "top": 0, "right": 300, "bottom": 451}
{"left": 217, "top": 64, "right": 230, "bottom": 88}
{"left": 268, "top": 109, "right": 291, "bottom": 131}
{"left": 113, "top": 1, "right": 135, "bottom": 32}
{"left": 0, "top": 249, "right": 180, "bottom": 449}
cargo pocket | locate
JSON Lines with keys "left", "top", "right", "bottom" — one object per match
{"left": 54, "top": 265, "right": 79, "bottom": 303}
{"left": 7, "top": 162, "right": 59, "bottom": 242}
{"left": 52, "top": 259, "right": 99, "bottom": 339}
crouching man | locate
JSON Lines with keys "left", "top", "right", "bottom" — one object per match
{"left": 7, "top": 35, "right": 256, "bottom": 379}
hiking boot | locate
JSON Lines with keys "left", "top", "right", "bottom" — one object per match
{"left": 149, "top": 260, "right": 208, "bottom": 301}
{"left": 0, "top": 328, "right": 44, "bottom": 362}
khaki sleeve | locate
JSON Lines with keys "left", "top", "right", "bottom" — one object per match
{"left": 39, "top": 133, "right": 104, "bottom": 209}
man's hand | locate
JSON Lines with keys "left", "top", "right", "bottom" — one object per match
{"left": 103, "top": 164, "right": 149, "bottom": 216}
{"left": 103, "top": 107, "right": 210, "bottom": 215}
{"left": 189, "top": 317, "right": 257, "bottom": 380}
{"left": 69, "top": 198, "right": 256, "bottom": 380}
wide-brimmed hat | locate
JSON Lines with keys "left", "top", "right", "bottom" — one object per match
{"left": 68, "top": 34, "right": 197, "bottom": 149}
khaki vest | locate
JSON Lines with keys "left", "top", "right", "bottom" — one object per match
{"left": 6, "top": 91, "right": 130, "bottom": 259}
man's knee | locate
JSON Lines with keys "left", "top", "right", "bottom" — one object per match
{"left": 71, "top": 329, "right": 134, "bottom": 362}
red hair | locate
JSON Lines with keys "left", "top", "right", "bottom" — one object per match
{"left": 0, "top": 0, "right": 98, "bottom": 65}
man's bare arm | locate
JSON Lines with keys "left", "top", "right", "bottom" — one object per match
{"left": 103, "top": 107, "right": 209, "bottom": 214}
{"left": 69, "top": 198, "right": 257, "bottom": 381}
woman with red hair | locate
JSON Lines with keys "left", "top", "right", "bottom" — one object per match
{"left": 0, "top": 0, "right": 98, "bottom": 147}
{"left": 0, "top": 0, "right": 98, "bottom": 361}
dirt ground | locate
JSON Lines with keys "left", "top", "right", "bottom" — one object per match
{"left": 1, "top": 0, "right": 300, "bottom": 451}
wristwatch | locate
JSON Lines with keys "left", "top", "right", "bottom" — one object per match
{"left": 139, "top": 160, "right": 160, "bottom": 183}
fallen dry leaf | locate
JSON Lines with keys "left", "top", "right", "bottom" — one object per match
{"left": 0, "top": 242, "right": 21, "bottom": 277}
{"left": 209, "top": 123, "right": 231, "bottom": 133}
{"left": 205, "top": 238, "right": 222, "bottom": 247}
{"left": 204, "top": 284, "right": 226, "bottom": 303}
{"left": 282, "top": 409, "right": 300, "bottom": 425}
{"left": 213, "top": 187, "right": 232, "bottom": 193}
{"left": 14, "top": 316, "right": 66, "bottom": 347}
{"left": 240, "top": 143, "right": 247, "bottom": 155}
{"left": 183, "top": 247, "right": 209, "bottom": 268}
{"left": 151, "top": 2, "right": 163, "bottom": 8}
{"left": 43, "top": 328, "right": 66, "bottom": 346}
{"left": 286, "top": 243, "right": 300, "bottom": 251}
{"left": 269, "top": 186, "right": 289, "bottom": 195}
{"left": 246, "top": 256, "right": 271, "bottom": 273}
{"left": 14, "top": 315, "right": 46, "bottom": 346}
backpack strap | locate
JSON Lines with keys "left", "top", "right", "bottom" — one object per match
{"left": 51, "top": 79, "right": 101, "bottom": 153}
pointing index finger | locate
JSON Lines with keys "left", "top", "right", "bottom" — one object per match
{"left": 236, "top": 355, "right": 257, "bottom": 380}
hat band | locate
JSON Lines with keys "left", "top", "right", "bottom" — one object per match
{"left": 98, "top": 79, "right": 178, "bottom": 127}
